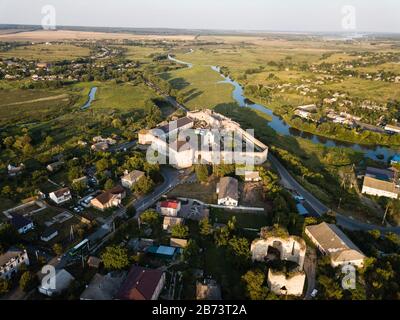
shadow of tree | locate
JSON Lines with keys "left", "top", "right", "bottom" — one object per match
{"left": 169, "top": 77, "right": 190, "bottom": 90}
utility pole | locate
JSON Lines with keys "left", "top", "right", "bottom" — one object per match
{"left": 382, "top": 204, "right": 390, "bottom": 226}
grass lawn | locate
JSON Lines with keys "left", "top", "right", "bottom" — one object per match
{"left": 168, "top": 181, "right": 218, "bottom": 204}
{"left": 161, "top": 65, "right": 235, "bottom": 110}
{"left": 211, "top": 209, "right": 270, "bottom": 230}
{"left": 0, "top": 44, "right": 90, "bottom": 62}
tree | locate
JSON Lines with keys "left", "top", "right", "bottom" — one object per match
{"left": 53, "top": 243, "right": 63, "bottom": 256}
{"left": 101, "top": 245, "right": 130, "bottom": 270}
{"left": 19, "top": 271, "right": 38, "bottom": 292}
{"left": 199, "top": 218, "right": 212, "bottom": 237}
{"left": 104, "top": 179, "right": 115, "bottom": 190}
{"left": 242, "top": 270, "right": 269, "bottom": 300}
{"left": 317, "top": 275, "right": 344, "bottom": 300}
{"left": 133, "top": 176, "right": 154, "bottom": 195}
{"left": 140, "top": 210, "right": 160, "bottom": 226}
{"left": 195, "top": 165, "right": 210, "bottom": 183}
{"left": 0, "top": 278, "right": 11, "bottom": 296}
{"left": 228, "top": 236, "right": 251, "bottom": 268}
{"left": 214, "top": 226, "right": 230, "bottom": 247}
{"left": 183, "top": 239, "right": 200, "bottom": 265}
{"left": 95, "top": 158, "right": 110, "bottom": 172}
{"left": 0, "top": 223, "right": 19, "bottom": 250}
{"left": 126, "top": 206, "right": 136, "bottom": 218}
{"left": 171, "top": 224, "right": 189, "bottom": 239}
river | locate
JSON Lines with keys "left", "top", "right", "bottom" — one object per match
{"left": 81, "top": 87, "right": 98, "bottom": 110}
{"left": 168, "top": 55, "right": 399, "bottom": 161}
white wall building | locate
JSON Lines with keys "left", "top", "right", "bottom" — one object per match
{"left": 0, "top": 248, "right": 30, "bottom": 280}
{"left": 49, "top": 188, "right": 72, "bottom": 205}
{"left": 216, "top": 177, "right": 239, "bottom": 207}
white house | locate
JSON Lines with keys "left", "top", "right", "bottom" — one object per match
{"left": 49, "top": 188, "right": 72, "bottom": 205}
{"left": 361, "top": 167, "right": 399, "bottom": 199}
{"left": 41, "top": 227, "right": 59, "bottom": 242}
{"left": 121, "top": 170, "right": 145, "bottom": 189}
{"left": 216, "top": 177, "right": 239, "bottom": 207}
{"left": 244, "top": 171, "right": 261, "bottom": 182}
{"left": 0, "top": 248, "right": 30, "bottom": 280}
{"left": 305, "top": 222, "right": 366, "bottom": 268}
{"left": 159, "top": 200, "right": 181, "bottom": 216}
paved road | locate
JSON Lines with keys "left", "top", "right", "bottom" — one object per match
{"left": 304, "top": 247, "right": 317, "bottom": 300}
{"left": 269, "top": 153, "right": 400, "bottom": 234}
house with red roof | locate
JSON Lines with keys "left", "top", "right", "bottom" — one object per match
{"left": 117, "top": 266, "right": 165, "bottom": 300}
{"left": 159, "top": 200, "right": 181, "bottom": 217}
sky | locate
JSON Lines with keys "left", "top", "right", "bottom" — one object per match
{"left": 0, "top": 0, "right": 399, "bottom": 33}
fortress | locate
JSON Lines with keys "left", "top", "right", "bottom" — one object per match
{"left": 138, "top": 109, "right": 269, "bottom": 170}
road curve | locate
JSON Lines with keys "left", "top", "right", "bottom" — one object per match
{"left": 269, "top": 153, "right": 400, "bottom": 234}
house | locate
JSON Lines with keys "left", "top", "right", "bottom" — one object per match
{"left": 46, "top": 161, "right": 64, "bottom": 172}
{"left": 385, "top": 124, "right": 400, "bottom": 134}
{"left": 41, "top": 227, "right": 58, "bottom": 242}
{"left": 216, "top": 177, "right": 239, "bottom": 207}
{"left": 361, "top": 167, "right": 399, "bottom": 199}
{"left": 72, "top": 176, "right": 88, "bottom": 187}
{"left": 90, "top": 185, "right": 126, "bottom": 211}
{"left": 305, "top": 222, "right": 366, "bottom": 268}
{"left": 49, "top": 188, "right": 72, "bottom": 205}
{"left": 80, "top": 272, "right": 126, "bottom": 300}
{"left": 0, "top": 248, "right": 30, "bottom": 280}
{"left": 160, "top": 200, "right": 181, "bottom": 216}
{"left": 163, "top": 216, "right": 183, "bottom": 231}
{"left": 87, "top": 256, "right": 102, "bottom": 268}
{"left": 38, "top": 269, "right": 75, "bottom": 297}
{"left": 121, "top": 170, "right": 145, "bottom": 189}
{"left": 391, "top": 154, "right": 400, "bottom": 165}
{"left": 244, "top": 171, "right": 261, "bottom": 182}
{"left": 10, "top": 214, "right": 34, "bottom": 234}
{"left": 7, "top": 163, "right": 24, "bottom": 177}
{"left": 116, "top": 266, "right": 166, "bottom": 300}
{"left": 91, "top": 141, "right": 109, "bottom": 152}
{"left": 196, "top": 279, "right": 222, "bottom": 300}
{"left": 170, "top": 238, "right": 188, "bottom": 248}
{"left": 146, "top": 245, "right": 177, "bottom": 259}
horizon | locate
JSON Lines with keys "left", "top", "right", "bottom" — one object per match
{"left": 1, "top": 0, "right": 400, "bottom": 34}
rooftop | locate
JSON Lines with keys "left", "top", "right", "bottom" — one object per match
{"left": 117, "top": 266, "right": 164, "bottom": 300}
{"left": 306, "top": 222, "right": 365, "bottom": 262}
{"left": 217, "top": 177, "right": 239, "bottom": 201}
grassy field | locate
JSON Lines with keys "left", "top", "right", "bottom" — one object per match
{"left": 89, "top": 82, "right": 160, "bottom": 110}
{"left": 0, "top": 87, "right": 80, "bottom": 126}
{"left": 119, "top": 45, "right": 166, "bottom": 62}
{"left": 0, "top": 44, "right": 90, "bottom": 62}
{"left": 161, "top": 65, "right": 235, "bottom": 109}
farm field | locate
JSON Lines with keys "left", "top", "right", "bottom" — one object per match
{"left": 0, "top": 43, "right": 91, "bottom": 61}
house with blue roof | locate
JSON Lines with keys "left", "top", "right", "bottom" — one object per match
{"left": 391, "top": 154, "right": 400, "bottom": 165}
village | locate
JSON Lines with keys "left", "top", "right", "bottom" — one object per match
{"left": 3, "top": 110, "right": 395, "bottom": 301}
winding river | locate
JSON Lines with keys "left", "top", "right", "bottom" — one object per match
{"left": 81, "top": 87, "right": 98, "bottom": 110}
{"left": 168, "top": 55, "right": 399, "bottom": 161}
